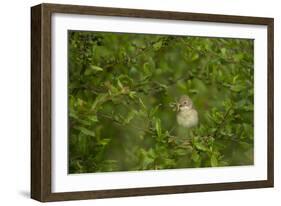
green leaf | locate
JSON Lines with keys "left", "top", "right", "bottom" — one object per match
{"left": 75, "top": 126, "right": 95, "bottom": 137}
{"left": 233, "top": 53, "right": 244, "bottom": 61}
{"left": 69, "top": 110, "right": 79, "bottom": 120}
{"left": 76, "top": 161, "right": 83, "bottom": 170}
{"left": 191, "top": 150, "right": 200, "bottom": 162}
{"left": 90, "top": 65, "right": 103, "bottom": 72}
{"left": 143, "top": 62, "right": 152, "bottom": 75}
{"left": 220, "top": 48, "right": 226, "bottom": 56}
{"left": 155, "top": 118, "right": 162, "bottom": 137}
{"left": 211, "top": 154, "right": 218, "bottom": 167}
{"left": 189, "top": 89, "right": 198, "bottom": 94}
{"left": 70, "top": 111, "right": 92, "bottom": 126}
{"left": 239, "top": 141, "right": 252, "bottom": 149}
{"left": 124, "top": 110, "right": 136, "bottom": 124}
{"left": 149, "top": 104, "right": 161, "bottom": 118}
{"left": 191, "top": 53, "right": 199, "bottom": 61}
{"left": 175, "top": 148, "right": 188, "bottom": 156}
{"left": 139, "top": 148, "right": 155, "bottom": 169}
{"left": 78, "top": 119, "right": 91, "bottom": 126}
{"left": 91, "top": 94, "right": 108, "bottom": 111}
{"left": 153, "top": 41, "right": 162, "bottom": 50}
{"left": 117, "top": 78, "right": 123, "bottom": 89}
{"left": 99, "top": 138, "right": 111, "bottom": 146}
{"left": 194, "top": 142, "right": 208, "bottom": 152}
{"left": 85, "top": 65, "right": 104, "bottom": 75}
{"left": 129, "top": 91, "right": 137, "bottom": 99}
{"left": 232, "top": 75, "right": 239, "bottom": 84}
{"left": 88, "top": 115, "right": 98, "bottom": 122}
{"left": 138, "top": 98, "right": 146, "bottom": 109}
{"left": 230, "top": 84, "right": 245, "bottom": 92}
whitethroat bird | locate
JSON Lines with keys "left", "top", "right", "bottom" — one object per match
{"left": 176, "top": 95, "right": 198, "bottom": 128}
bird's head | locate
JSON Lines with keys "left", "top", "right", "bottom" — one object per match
{"left": 177, "top": 95, "right": 193, "bottom": 112}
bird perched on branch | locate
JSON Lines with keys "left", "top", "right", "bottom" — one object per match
{"left": 176, "top": 95, "right": 198, "bottom": 128}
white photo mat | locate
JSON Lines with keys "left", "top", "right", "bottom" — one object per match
{"left": 51, "top": 13, "right": 268, "bottom": 193}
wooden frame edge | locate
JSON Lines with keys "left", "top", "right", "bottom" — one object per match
{"left": 41, "top": 3, "right": 274, "bottom": 24}
{"left": 31, "top": 4, "right": 43, "bottom": 201}
{"left": 42, "top": 180, "right": 272, "bottom": 202}
{"left": 267, "top": 18, "right": 274, "bottom": 187}
{"left": 31, "top": 3, "right": 53, "bottom": 202}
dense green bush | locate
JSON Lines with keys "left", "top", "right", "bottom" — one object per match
{"left": 68, "top": 31, "right": 254, "bottom": 173}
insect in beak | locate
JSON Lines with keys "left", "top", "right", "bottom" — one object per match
{"left": 176, "top": 103, "right": 180, "bottom": 112}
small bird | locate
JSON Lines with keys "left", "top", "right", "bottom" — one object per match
{"left": 176, "top": 95, "right": 198, "bottom": 128}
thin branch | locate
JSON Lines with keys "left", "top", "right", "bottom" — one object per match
{"left": 134, "top": 75, "right": 193, "bottom": 95}
{"left": 213, "top": 106, "right": 233, "bottom": 138}
{"left": 179, "top": 37, "right": 252, "bottom": 69}
{"left": 102, "top": 38, "right": 164, "bottom": 71}
{"left": 98, "top": 112, "right": 153, "bottom": 134}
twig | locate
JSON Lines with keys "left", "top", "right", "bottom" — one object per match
{"left": 134, "top": 75, "right": 193, "bottom": 95}
{"left": 179, "top": 37, "right": 252, "bottom": 69}
{"left": 98, "top": 112, "right": 153, "bottom": 134}
{"left": 168, "top": 126, "right": 176, "bottom": 134}
{"left": 102, "top": 38, "right": 166, "bottom": 71}
{"left": 213, "top": 106, "right": 233, "bottom": 138}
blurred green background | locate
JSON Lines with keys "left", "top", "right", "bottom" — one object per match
{"left": 68, "top": 31, "right": 254, "bottom": 174}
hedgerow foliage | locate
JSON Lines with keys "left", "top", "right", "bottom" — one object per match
{"left": 68, "top": 31, "right": 254, "bottom": 173}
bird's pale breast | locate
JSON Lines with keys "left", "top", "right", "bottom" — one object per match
{"left": 177, "top": 109, "right": 198, "bottom": 128}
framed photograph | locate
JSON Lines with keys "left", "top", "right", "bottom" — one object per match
{"left": 31, "top": 3, "right": 274, "bottom": 202}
